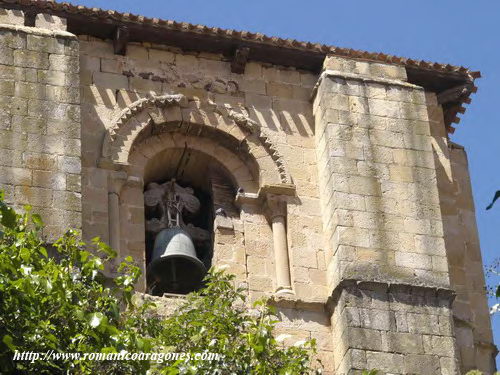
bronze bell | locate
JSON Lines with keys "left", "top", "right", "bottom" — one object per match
{"left": 147, "top": 227, "right": 207, "bottom": 296}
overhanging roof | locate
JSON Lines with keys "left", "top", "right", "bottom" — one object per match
{"left": 0, "top": 0, "right": 479, "bottom": 133}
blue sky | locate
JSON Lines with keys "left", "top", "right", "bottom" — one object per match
{"left": 72, "top": 0, "right": 500, "bottom": 359}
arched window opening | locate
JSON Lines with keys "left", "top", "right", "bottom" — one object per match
{"left": 143, "top": 147, "right": 238, "bottom": 296}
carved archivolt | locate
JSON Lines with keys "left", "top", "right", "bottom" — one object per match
{"left": 100, "top": 93, "right": 293, "bottom": 186}
{"left": 223, "top": 109, "right": 291, "bottom": 185}
{"left": 107, "top": 94, "right": 187, "bottom": 141}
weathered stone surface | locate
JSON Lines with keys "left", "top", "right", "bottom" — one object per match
{"left": 0, "top": 22, "right": 81, "bottom": 241}
{"left": 366, "top": 351, "right": 405, "bottom": 374}
{"left": 27, "top": 34, "right": 66, "bottom": 54}
{"left": 0, "top": 8, "right": 24, "bottom": 25}
{"left": 35, "top": 13, "right": 67, "bottom": 31}
{"left": 14, "top": 50, "right": 49, "bottom": 69}
{"left": 49, "top": 54, "right": 79, "bottom": 73}
{"left": 0, "top": 16, "right": 494, "bottom": 375}
{"left": 404, "top": 353, "right": 440, "bottom": 374}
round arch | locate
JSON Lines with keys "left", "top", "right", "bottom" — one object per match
{"left": 128, "top": 132, "right": 259, "bottom": 193}
{"left": 99, "top": 94, "right": 297, "bottom": 294}
{"left": 100, "top": 93, "right": 293, "bottom": 188}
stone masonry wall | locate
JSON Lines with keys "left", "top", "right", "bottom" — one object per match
{"left": 0, "top": 9, "right": 81, "bottom": 240}
{"left": 313, "top": 56, "right": 449, "bottom": 291}
{"left": 77, "top": 38, "right": 496, "bottom": 374}
{"left": 313, "top": 55, "right": 459, "bottom": 374}
{"left": 78, "top": 36, "right": 334, "bottom": 373}
{"left": 331, "top": 282, "right": 458, "bottom": 375}
{"left": 0, "top": 3, "right": 493, "bottom": 372}
{"left": 78, "top": 35, "right": 326, "bottom": 301}
{"left": 426, "top": 86, "right": 496, "bottom": 374}
{"left": 440, "top": 144, "right": 496, "bottom": 373}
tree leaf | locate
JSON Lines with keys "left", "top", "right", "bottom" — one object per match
{"left": 0, "top": 199, "right": 320, "bottom": 374}
{"left": 0, "top": 203, "right": 16, "bottom": 229}
{"left": 88, "top": 312, "right": 104, "bottom": 328}
{"left": 2, "top": 335, "right": 15, "bottom": 351}
{"left": 32, "top": 213, "right": 43, "bottom": 227}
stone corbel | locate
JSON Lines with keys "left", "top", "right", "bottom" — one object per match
{"left": 107, "top": 170, "right": 128, "bottom": 253}
{"left": 265, "top": 193, "right": 294, "bottom": 295}
{"left": 113, "top": 26, "right": 129, "bottom": 56}
{"left": 231, "top": 47, "right": 250, "bottom": 74}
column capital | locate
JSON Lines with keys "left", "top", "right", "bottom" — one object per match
{"left": 264, "top": 193, "right": 288, "bottom": 220}
{"left": 108, "top": 170, "right": 128, "bottom": 195}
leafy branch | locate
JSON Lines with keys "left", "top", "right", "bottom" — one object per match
{"left": 0, "top": 193, "right": 320, "bottom": 374}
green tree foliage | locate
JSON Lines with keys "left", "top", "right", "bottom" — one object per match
{"left": 158, "top": 272, "right": 318, "bottom": 375}
{"left": 486, "top": 258, "right": 500, "bottom": 315}
{"left": 0, "top": 194, "right": 320, "bottom": 374}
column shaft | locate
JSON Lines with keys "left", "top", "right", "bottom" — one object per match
{"left": 272, "top": 214, "right": 292, "bottom": 293}
{"left": 108, "top": 192, "right": 120, "bottom": 252}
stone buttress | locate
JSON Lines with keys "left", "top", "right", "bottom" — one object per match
{"left": 313, "top": 56, "right": 462, "bottom": 374}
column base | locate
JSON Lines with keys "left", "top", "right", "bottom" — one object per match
{"left": 275, "top": 286, "right": 294, "bottom": 295}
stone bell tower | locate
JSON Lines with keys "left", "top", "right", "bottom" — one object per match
{"left": 0, "top": 1, "right": 496, "bottom": 374}
{"left": 313, "top": 57, "right": 460, "bottom": 374}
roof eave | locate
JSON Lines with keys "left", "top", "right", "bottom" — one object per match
{"left": 0, "top": 0, "right": 480, "bottom": 133}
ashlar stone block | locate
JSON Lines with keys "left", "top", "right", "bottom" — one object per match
{"left": 0, "top": 8, "right": 24, "bottom": 25}
{"left": 35, "top": 13, "right": 67, "bottom": 31}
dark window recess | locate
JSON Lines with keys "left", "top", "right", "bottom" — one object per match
{"left": 143, "top": 148, "right": 237, "bottom": 296}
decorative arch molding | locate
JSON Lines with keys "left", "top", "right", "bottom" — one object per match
{"left": 128, "top": 132, "right": 259, "bottom": 194}
{"left": 100, "top": 94, "right": 297, "bottom": 295}
{"left": 100, "top": 93, "right": 293, "bottom": 187}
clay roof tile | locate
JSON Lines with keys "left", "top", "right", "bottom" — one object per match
{"left": 0, "top": 0, "right": 474, "bottom": 76}
{"left": 0, "top": 0, "right": 479, "bottom": 133}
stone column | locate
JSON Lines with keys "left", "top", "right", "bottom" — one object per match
{"left": 107, "top": 171, "right": 127, "bottom": 252}
{"left": 266, "top": 194, "right": 293, "bottom": 294}
{"left": 108, "top": 192, "right": 120, "bottom": 251}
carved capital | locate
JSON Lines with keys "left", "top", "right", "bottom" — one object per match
{"left": 259, "top": 184, "right": 296, "bottom": 197}
{"left": 264, "top": 193, "right": 288, "bottom": 220}
{"left": 108, "top": 170, "right": 128, "bottom": 195}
